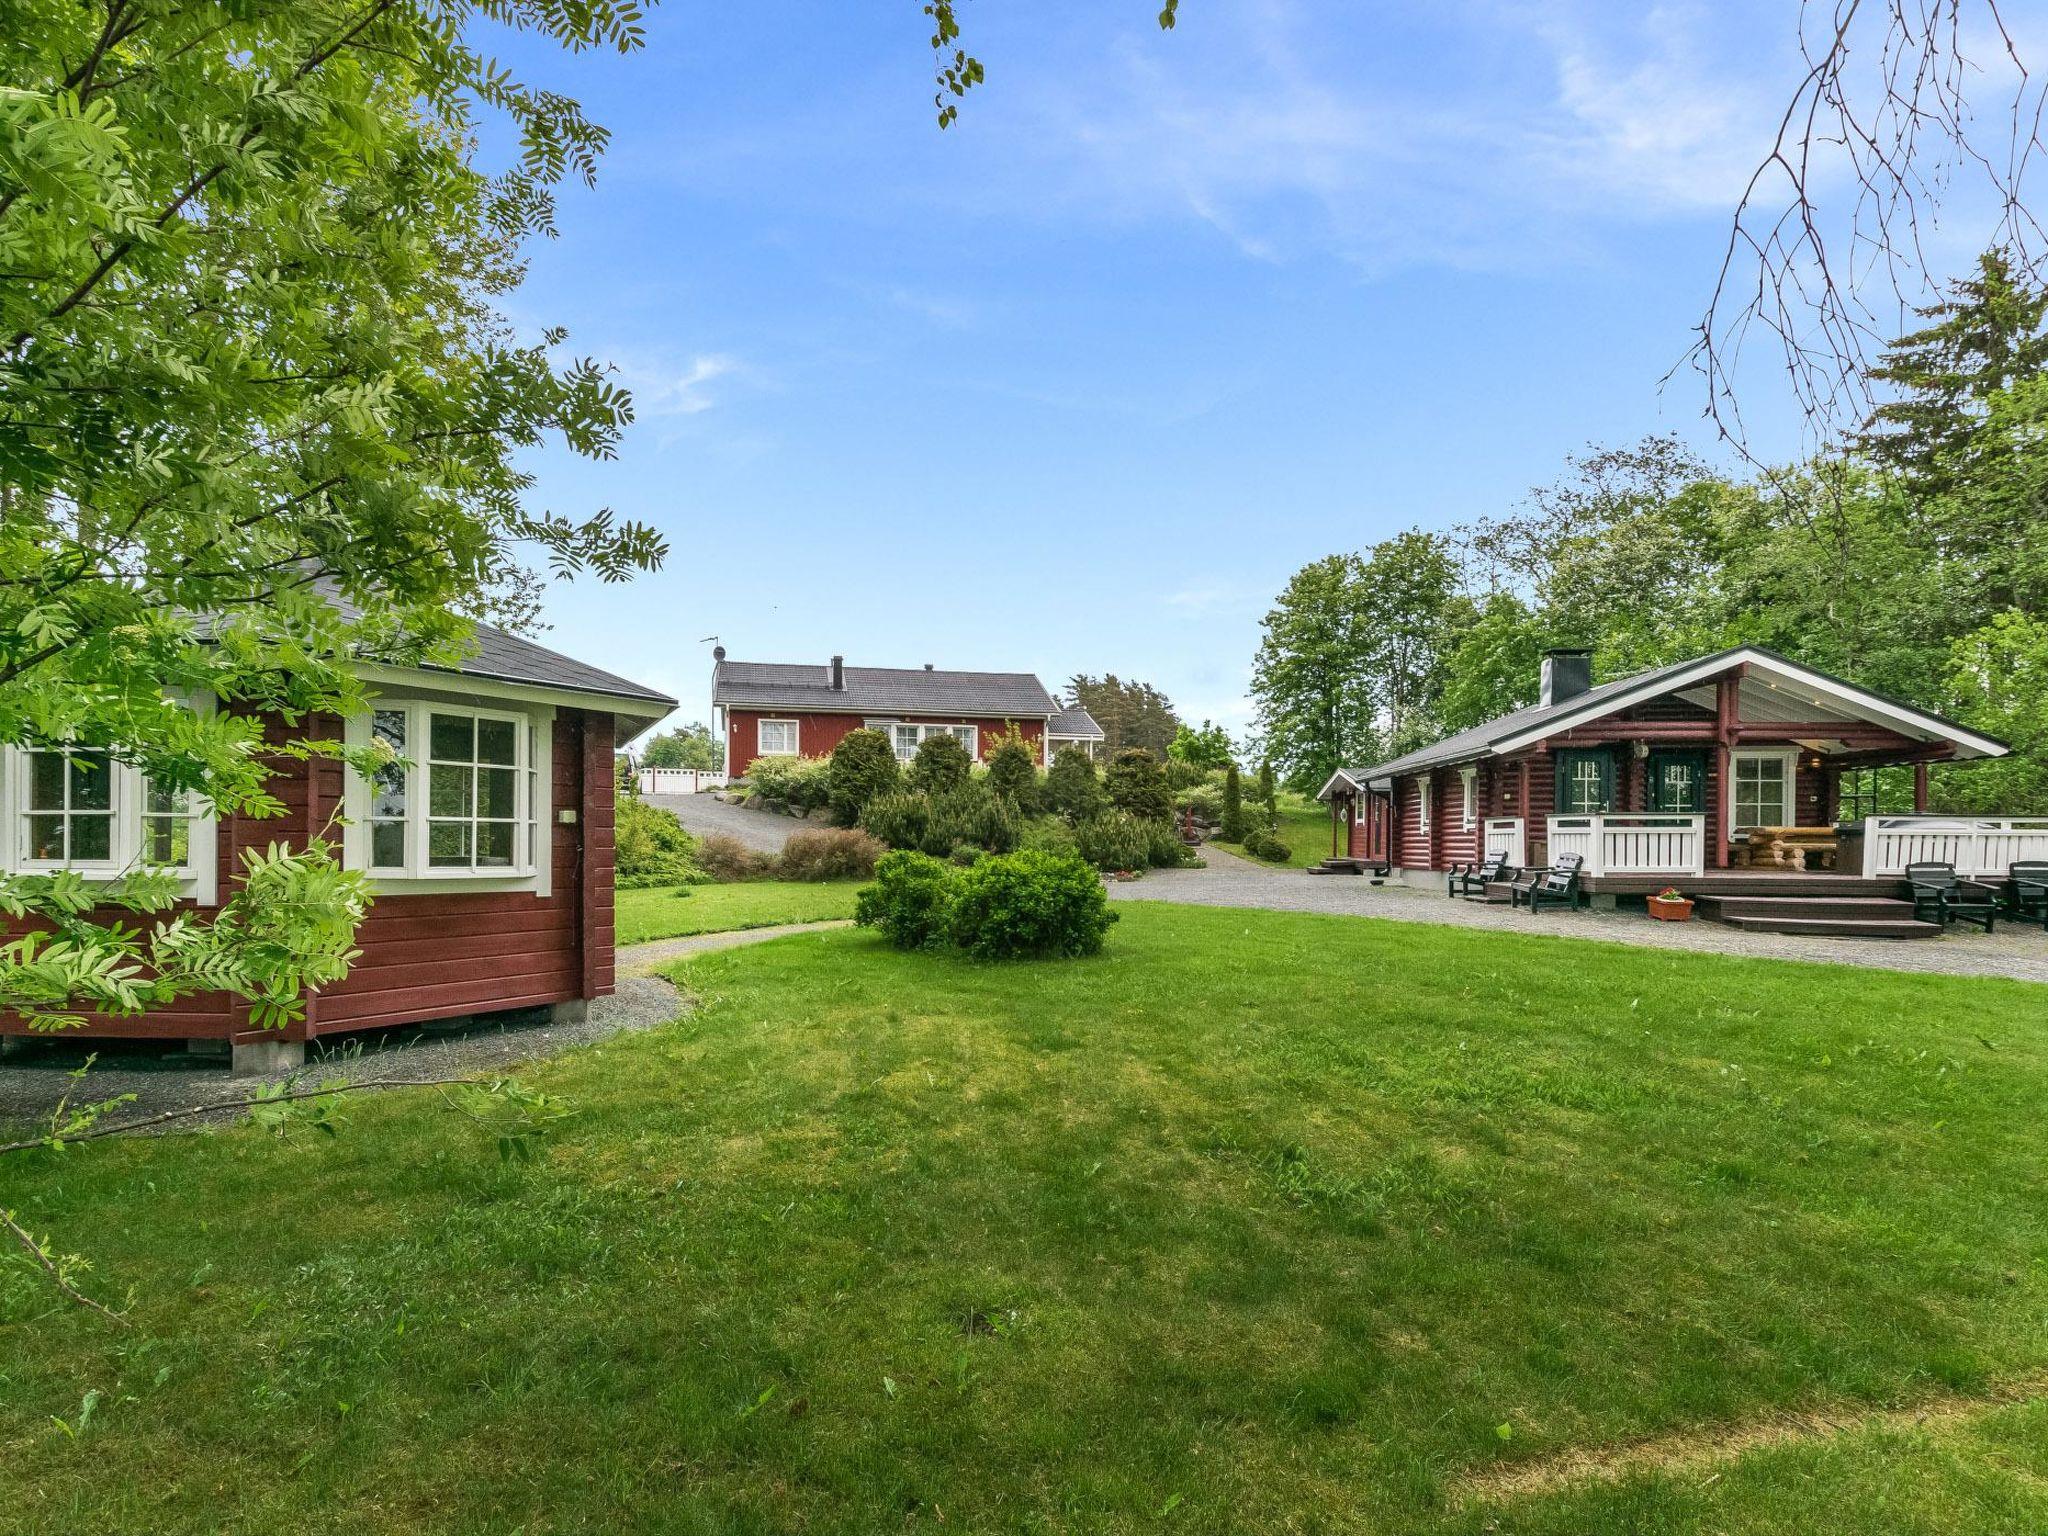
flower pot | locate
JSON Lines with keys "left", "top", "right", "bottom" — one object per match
{"left": 1647, "top": 896, "right": 1694, "bottom": 922}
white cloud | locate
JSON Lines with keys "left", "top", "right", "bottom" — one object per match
{"left": 619, "top": 352, "right": 742, "bottom": 417}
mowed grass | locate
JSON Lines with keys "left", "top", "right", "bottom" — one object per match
{"left": 4, "top": 905, "right": 2048, "bottom": 1533}
{"left": 1211, "top": 791, "right": 1334, "bottom": 868}
{"left": 615, "top": 879, "right": 862, "bottom": 945}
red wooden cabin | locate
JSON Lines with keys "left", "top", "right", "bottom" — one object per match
{"left": 1, "top": 625, "right": 673, "bottom": 1073}
{"left": 1317, "top": 647, "right": 2042, "bottom": 935}
{"left": 712, "top": 648, "right": 1091, "bottom": 777}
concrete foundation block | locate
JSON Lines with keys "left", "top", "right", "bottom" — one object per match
{"left": 550, "top": 999, "right": 591, "bottom": 1026}
{"left": 231, "top": 1039, "right": 306, "bottom": 1078}
{"left": 1587, "top": 893, "right": 1620, "bottom": 912}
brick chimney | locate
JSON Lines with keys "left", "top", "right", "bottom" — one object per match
{"left": 830, "top": 654, "right": 845, "bottom": 691}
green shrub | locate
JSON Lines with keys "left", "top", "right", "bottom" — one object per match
{"left": 922, "top": 782, "right": 1019, "bottom": 857}
{"left": 949, "top": 843, "right": 984, "bottom": 867}
{"left": 1173, "top": 782, "right": 1222, "bottom": 822}
{"left": 1141, "top": 817, "right": 1197, "bottom": 868}
{"left": 1075, "top": 810, "right": 1153, "bottom": 871}
{"left": 945, "top": 850, "right": 1117, "bottom": 960}
{"left": 984, "top": 730, "right": 1041, "bottom": 812}
{"left": 614, "top": 797, "right": 703, "bottom": 887}
{"left": 1044, "top": 747, "right": 1105, "bottom": 823}
{"left": 827, "top": 729, "right": 900, "bottom": 826}
{"left": 1019, "top": 816, "right": 1080, "bottom": 860}
{"left": 1220, "top": 763, "right": 1247, "bottom": 841}
{"left": 1105, "top": 747, "right": 1171, "bottom": 822}
{"left": 853, "top": 850, "right": 958, "bottom": 950}
{"left": 1240, "top": 830, "right": 1292, "bottom": 864}
{"left": 777, "top": 827, "right": 884, "bottom": 881}
{"left": 745, "top": 753, "right": 833, "bottom": 812}
{"left": 859, "top": 790, "right": 931, "bottom": 851}
{"left": 1162, "top": 756, "right": 1210, "bottom": 792}
{"left": 697, "top": 832, "right": 774, "bottom": 882}
{"left": 907, "top": 731, "right": 973, "bottom": 795}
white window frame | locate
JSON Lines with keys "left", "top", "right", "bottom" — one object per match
{"left": 1414, "top": 774, "right": 1432, "bottom": 836}
{"left": 878, "top": 721, "right": 980, "bottom": 764}
{"left": 1730, "top": 747, "right": 1798, "bottom": 831}
{"left": 0, "top": 709, "right": 220, "bottom": 905}
{"left": 756, "top": 718, "right": 800, "bottom": 758}
{"left": 343, "top": 698, "right": 554, "bottom": 894}
{"left": 1459, "top": 765, "right": 1477, "bottom": 829}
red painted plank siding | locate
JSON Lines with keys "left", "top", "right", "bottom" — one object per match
{"left": 5, "top": 705, "right": 619, "bottom": 1043}
{"left": 725, "top": 709, "right": 1045, "bottom": 778}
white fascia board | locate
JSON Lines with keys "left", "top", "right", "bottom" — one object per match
{"left": 1486, "top": 648, "right": 2008, "bottom": 760}
{"left": 1315, "top": 769, "right": 1360, "bottom": 802}
{"left": 354, "top": 662, "right": 671, "bottom": 737}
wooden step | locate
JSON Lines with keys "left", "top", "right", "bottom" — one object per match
{"left": 1694, "top": 894, "right": 1918, "bottom": 922}
{"left": 1716, "top": 914, "right": 1942, "bottom": 940}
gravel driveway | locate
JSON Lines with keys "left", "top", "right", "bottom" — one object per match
{"left": 1113, "top": 854, "right": 2048, "bottom": 986}
{"left": 642, "top": 791, "right": 799, "bottom": 853}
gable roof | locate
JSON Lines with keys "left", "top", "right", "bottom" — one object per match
{"left": 1319, "top": 645, "right": 2007, "bottom": 798}
{"left": 712, "top": 659, "right": 1059, "bottom": 718}
{"left": 1048, "top": 707, "right": 1105, "bottom": 739}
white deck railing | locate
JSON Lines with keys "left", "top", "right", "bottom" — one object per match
{"left": 1482, "top": 817, "right": 1525, "bottom": 863}
{"left": 637, "top": 768, "right": 731, "bottom": 795}
{"left": 1860, "top": 817, "right": 2048, "bottom": 878}
{"left": 1546, "top": 814, "right": 1706, "bottom": 876}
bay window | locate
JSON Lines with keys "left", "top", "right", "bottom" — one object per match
{"left": 2, "top": 742, "right": 214, "bottom": 900}
{"left": 344, "top": 700, "right": 552, "bottom": 888}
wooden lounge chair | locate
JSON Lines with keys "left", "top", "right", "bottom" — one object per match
{"left": 1509, "top": 853, "right": 1584, "bottom": 913}
{"left": 2006, "top": 860, "right": 2048, "bottom": 930}
{"left": 1905, "top": 861, "right": 2000, "bottom": 933}
{"left": 1446, "top": 852, "right": 1517, "bottom": 899}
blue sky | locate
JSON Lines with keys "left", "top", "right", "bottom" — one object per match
{"left": 488, "top": 0, "right": 1956, "bottom": 742}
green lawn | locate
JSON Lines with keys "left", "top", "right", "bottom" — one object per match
{"left": 616, "top": 879, "right": 862, "bottom": 945}
{"left": 5, "top": 905, "right": 2048, "bottom": 1533}
{"left": 1209, "top": 791, "right": 1334, "bottom": 868}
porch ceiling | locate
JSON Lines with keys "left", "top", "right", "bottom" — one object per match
{"left": 1673, "top": 676, "right": 1925, "bottom": 735}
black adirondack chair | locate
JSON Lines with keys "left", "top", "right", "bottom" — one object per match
{"left": 1509, "top": 853, "right": 1584, "bottom": 912}
{"left": 1447, "top": 852, "right": 1517, "bottom": 899}
{"left": 2006, "top": 860, "right": 2048, "bottom": 930}
{"left": 1905, "top": 861, "right": 2000, "bottom": 933}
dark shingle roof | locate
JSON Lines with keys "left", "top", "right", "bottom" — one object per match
{"left": 1048, "top": 707, "right": 1104, "bottom": 738}
{"left": 712, "top": 659, "right": 1058, "bottom": 718}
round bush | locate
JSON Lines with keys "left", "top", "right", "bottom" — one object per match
{"left": 615, "top": 797, "right": 703, "bottom": 887}
{"left": 1044, "top": 748, "right": 1105, "bottom": 823}
{"left": 853, "top": 850, "right": 958, "bottom": 950}
{"left": 907, "top": 731, "right": 973, "bottom": 795}
{"left": 949, "top": 843, "right": 984, "bottom": 867}
{"left": 1075, "top": 810, "right": 1153, "bottom": 871}
{"left": 984, "top": 731, "right": 1041, "bottom": 812}
{"left": 859, "top": 790, "right": 931, "bottom": 851}
{"left": 945, "top": 850, "right": 1117, "bottom": 960}
{"left": 827, "top": 728, "right": 900, "bottom": 826}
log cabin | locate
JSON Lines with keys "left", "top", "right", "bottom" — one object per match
{"left": 1, "top": 622, "right": 674, "bottom": 1073}
{"left": 1316, "top": 646, "right": 2047, "bottom": 937}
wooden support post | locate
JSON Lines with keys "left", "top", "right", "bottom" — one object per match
{"left": 1913, "top": 760, "right": 1929, "bottom": 813}
{"left": 1714, "top": 669, "right": 1744, "bottom": 869}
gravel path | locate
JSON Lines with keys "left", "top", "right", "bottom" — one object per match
{"left": 641, "top": 791, "right": 799, "bottom": 853}
{"left": 0, "top": 922, "right": 840, "bottom": 1130}
{"left": 1114, "top": 856, "right": 2048, "bottom": 986}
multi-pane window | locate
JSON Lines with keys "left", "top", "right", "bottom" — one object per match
{"left": 140, "top": 780, "right": 192, "bottom": 865}
{"left": 1459, "top": 767, "right": 1477, "bottom": 828}
{"left": 24, "top": 748, "right": 114, "bottom": 863}
{"left": 8, "top": 742, "right": 206, "bottom": 885}
{"left": 1732, "top": 752, "right": 1792, "bottom": 830}
{"left": 757, "top": 720, "right": 799, "bottom": 757}
{"left": 428, "top": 712, "right": 521, "bottom": 869}
{"left": 889, "top": 723, "right": 978, "bottom": 763}
{"left": 347, "top": 701, "right": 546, "bottom": 882}
{"left": 368, "top": 709, "right": 409, "bottom": 870}
{"left": 1415, "top": 775, "right": 1432, "bottom": 834}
